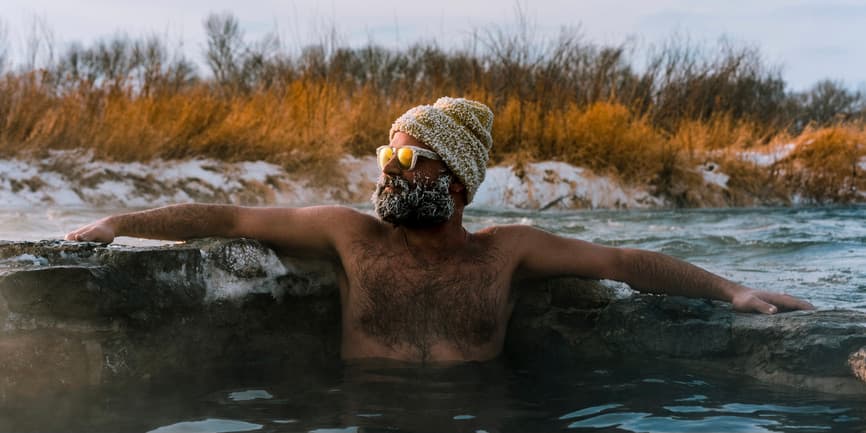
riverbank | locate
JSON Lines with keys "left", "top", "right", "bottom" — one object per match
{"left": 1, "top": 15, "right": 864, "bottom": 209}
{"left": 2, "top": 137, "right": 865, "bottom": 210}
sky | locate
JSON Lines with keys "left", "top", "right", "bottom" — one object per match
{"left": 0, "top": 0, "right": 864, "bottom": 91}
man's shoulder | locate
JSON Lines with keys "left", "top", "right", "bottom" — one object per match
{"left": 312, "top": 205, "right": 372, "bottom": 219}
{"left": 475, "top": 223, "right": 542, "bottom": 238}
{"left": 310, "top": 205, "right": 382, "bottom": 228}
{"left": 473, "top": 224, "right": 544, "bottom": 248}
{"left": 309, "top": 205, "right": 392, "bottom": 237}
{"left": 238, "top": 204, "right": 385, "bottom": 239}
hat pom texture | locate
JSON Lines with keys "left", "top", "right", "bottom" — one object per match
{"left": 389, "top": 97, "right": 494, "bottom": 204}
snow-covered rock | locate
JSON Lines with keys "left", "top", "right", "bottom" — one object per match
{"left": 473, "top": 162, "right": 663, "bottom": 210}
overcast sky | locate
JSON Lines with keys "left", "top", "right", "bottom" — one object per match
{"left": 1, "top": 0, "right": 864, "bottom": 91}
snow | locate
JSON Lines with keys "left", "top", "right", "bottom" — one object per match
{"left": 739, "top": 143, "right": 796, "bottom": 167}
{"left": 473, "top": 161, "right": 663, "bottom": 210}
{"left": 0, "top": 151, "right": 327, "bottom": 208}
{"left": 6, "top": 144, "right": 865, "bottom": 212}
{"left": 2, "top": 151, "right": 665, "bottom": 210}
{"left": 203, "top": 247, "right": 290, "bottom": 300}
{"left": 160, "top": 160, "right": 232, "bottom": 187}
{"left": 698, "top": 162, "right": 730, "bottom": 189}
{"left": 0, "top": 254, "right": 48, "bottom": 266}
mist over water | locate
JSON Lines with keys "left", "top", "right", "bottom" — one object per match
{"left": 3, "top": 205, "right": 866, "bottom": 432}
{"left": 0, "top": 207, "right": 180, "bottom": 247}
{"left": 464, "top": 206, "right": 866, "bottom": 311}
{"left": 5, "top": 357, "right": 863, "bottom": 433}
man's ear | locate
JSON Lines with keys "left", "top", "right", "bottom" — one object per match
{"left": 449, "top": 181, "right": 468, "bottom": 206}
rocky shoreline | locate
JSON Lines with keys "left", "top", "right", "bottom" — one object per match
{"left": 1, "top": 239, "right": 865, "bottom": 405}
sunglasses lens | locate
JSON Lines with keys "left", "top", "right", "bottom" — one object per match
{"left": 377, "top": 147, "right": 393, "bottom": 169}
{"left": 377, "top": 146, "right": 419, "bottom": 170}
{"left": 397, "top": 147, "right": 414, "bottom": 169}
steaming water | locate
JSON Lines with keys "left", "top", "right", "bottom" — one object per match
{"left": 5, "top": 205, "right": 865, "bottom": 310}
{"left": 4, "top": 358, "right": 865, "bottom": 432}
{"left": 464, "top": 206, "right": 866, "bottom": 312}
{"left": 2, "top": 205, "right": 866, "bottom": 432}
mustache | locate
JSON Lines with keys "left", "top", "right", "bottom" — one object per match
{"left": 378, "top": 175, "right": 403, "bottom": 187}
{"left": 375, "top": 175, "right": 413, "bottom": 193}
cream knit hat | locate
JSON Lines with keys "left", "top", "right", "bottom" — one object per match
{"left": 389, "top": 97, "right": 494, "bottom": 204}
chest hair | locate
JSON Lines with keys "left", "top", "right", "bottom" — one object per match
{"left": 350, "top": 239, "right": 508, "bottom": 358}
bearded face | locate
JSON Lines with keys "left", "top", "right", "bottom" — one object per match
{"left": 371, "top": 173, "right": 456, "bottom": 227}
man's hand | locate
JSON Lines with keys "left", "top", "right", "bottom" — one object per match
{"left": 731, "top": 289, "right": 815, "bottom": 314}
{"left": 65, "top": 218, "right": 116, "bottom": 243}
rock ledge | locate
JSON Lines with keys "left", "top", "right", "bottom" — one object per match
{"left": 1, "top": 239, "right": 864, "bottom": 403}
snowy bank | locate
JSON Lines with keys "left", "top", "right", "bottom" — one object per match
{"left": 1, "top": 151, "right": 668, "bottom": 210}
{"left": 9, "top": 144, "right": 859, "bottom": 210}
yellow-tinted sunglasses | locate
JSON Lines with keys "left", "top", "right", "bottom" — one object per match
{"left": 376, "top": 145, "right": 441, "bottom": 170}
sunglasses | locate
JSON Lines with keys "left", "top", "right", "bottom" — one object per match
{"left": 376, "top": 145, "right": 441, "bottom": 170}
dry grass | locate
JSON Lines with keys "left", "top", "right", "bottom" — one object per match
{"left": 669, "top": 115, "right": 764, "bottom": 156}
{"left": 551, "top": 102, "right": 664, "bottom": 181}
{"left": 1, "top": 16, "right": 865, "bottom": 205}
{"left": 781, "top": 125, "right": 866, "bottom": 203}
{"left": 2, "top": 73, "right": 865, "bottom": 205}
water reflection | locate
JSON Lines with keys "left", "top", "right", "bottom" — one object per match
{"left": 147, "top": 418, "right": 263, "bottom": 433}
{"left": 2, "top": 358, "right": 864, "bottom": 433}
{"left": 326, "top": 359, "right": 515, "bottom": 433}
{"left": 228, "top": 390, "right": 274, "bottom": 402}
{"left": 565, "top": 413, "right": 780, "bottom": 432}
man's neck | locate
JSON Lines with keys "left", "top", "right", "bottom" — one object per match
{"left": 398, "top": 212, "right": 469, "bottom": 258}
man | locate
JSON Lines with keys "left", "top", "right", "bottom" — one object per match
{"left": 66, "top": 97, "right": 813, "bottom": 363}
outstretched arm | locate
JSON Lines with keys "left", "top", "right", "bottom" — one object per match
{"left": 604, "top": 247, "right": 813, "bottom": 313}
{"left": 65, "top": 204, "right": 239, "bottom": 243}
{"left": 508, "top": 225, "right": 813, "bottom": 314}
{"left": 65, "top": 203, "right": 370, "bottom": 259}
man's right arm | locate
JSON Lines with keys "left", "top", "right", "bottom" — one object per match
{"left": 65, "top": 204, "right": 238, "bottom": 243}
{"left": 65, "top": 203, "right": 366, "bottom": 259}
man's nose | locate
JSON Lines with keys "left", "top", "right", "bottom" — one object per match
{"left": 382, "top": 155, "right": 403, "bottom": 176}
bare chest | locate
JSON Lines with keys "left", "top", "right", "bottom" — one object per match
{"left": 345, "top": 241, "right": 512, "bottom": 357}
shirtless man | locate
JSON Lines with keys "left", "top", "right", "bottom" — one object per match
{"left": 66, "top": 97, "right": 814, "bottom": 363}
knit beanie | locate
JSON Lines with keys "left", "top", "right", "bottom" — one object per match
{"left": 389, "top": 97, "right": 494, "bottom": 204}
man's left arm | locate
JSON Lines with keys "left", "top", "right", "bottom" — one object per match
{"left": 506, "top": 225, "right": 814, "bottom": 314}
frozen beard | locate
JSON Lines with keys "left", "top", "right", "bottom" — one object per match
{"left": 372, "top": 173, "right": 455, "bottom": 227}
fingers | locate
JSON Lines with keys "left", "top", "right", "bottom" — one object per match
{"left": 733, "top": 289, "right": 815, "bottom": 314}
{"left": 65, "top": 232, "right": 86, "bottom": 242}
{"left": 65, "top": 230, "right": 83, "bottom": 241}
{"left": 64, "top": 225, "right": 111, "bottom": 243}
{"left": 754, "top": 291, "right": 815, "bottom": 312}
{"left": 795, "top": 299, "right": 816, "bottom": 310}
{"left": 745, "top": 296, "right": 778, "bottom": 315}
{"left": 65, "top": 227, "right": 89, "bottom": 241}
{"left": 737, "top": 293, "right": 814, "bottom": 314}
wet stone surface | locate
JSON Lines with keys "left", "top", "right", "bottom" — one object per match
{"left": 1, "top": 238, "right": 865, "bottom": 405}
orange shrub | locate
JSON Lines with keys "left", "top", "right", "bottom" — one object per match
{"left": 782, "top": 126, "right": 866, "bottom": 203}
{"left": 555, "top": 101, "right": 666, "bottom": 182}
{"left": 669, "top": 114, "right": 763, "bottom": 156}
